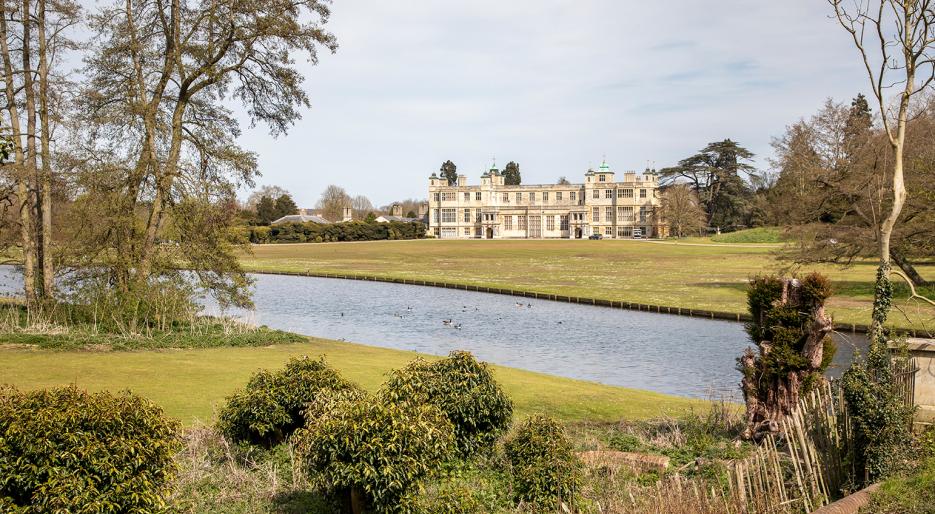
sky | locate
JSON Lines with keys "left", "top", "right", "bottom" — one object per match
{"left": 237, "top": 0, "right": 871, "bottom": 208}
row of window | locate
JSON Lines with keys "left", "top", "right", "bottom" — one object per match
{"left": 432, "top": 188, "right": 648, "bottom": 203}
{"left": 434, "top": 226, "right": 648, "bottom": 238}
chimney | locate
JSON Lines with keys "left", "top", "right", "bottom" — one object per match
{"left": 391, "top": 203, "right": 402, "bottom": 217}
{"left": 417, "top": 202, "right": 427, "bottom": 217}
{"left": 457, "top": 174, "right": 467, "bottom": 187}
{"left": 342, "top": 206, "right": 352, "bottom": 222}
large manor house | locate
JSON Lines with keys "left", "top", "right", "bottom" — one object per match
{"left": 427, "top": 161, "right": 666, "bottom": 239}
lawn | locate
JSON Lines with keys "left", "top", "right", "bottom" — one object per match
{"left": 239, "top": 239, "right": 935, "bottom": 331}
{"left": 0, "top": 337, "right": 706, "bottom": 426}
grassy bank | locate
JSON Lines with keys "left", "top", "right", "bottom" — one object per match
{"left": 238, "top": 239, "right": 935, "bottom": 331}
{"left": 0, "top": 337, "right": 706, "bottom": 425}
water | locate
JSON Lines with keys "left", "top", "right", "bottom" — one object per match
{"left": 0, "top": 267, "right": 868, "bottom": 399}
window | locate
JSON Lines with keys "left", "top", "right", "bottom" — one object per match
{"left": 570, "top": 191, "right": 576, "bottom": 201}
{"left": 441, "top": 191, "right": 455, "bottom": 201}
{"left": 640, "top": 206, "right": 648, "bottom": 222}
{"left": 432, "top": 209, "right": 439, "bottom": 222}
{"left": 475, "top": 210, "right": 482, "bottom": 222}
{"left": 475, "top": 227, "right": 482, "bottom": 236}
{"left": 605, "top": 189, "right": 612, "bottom": 199}
{"left": 441, "top": 208, "right": 456, "bottom": 223}
{"left": 560, "top": 215, "right": 569, "bottom": 230}
{"left": 502, "top": 192, "right": 509, "bottom": 202}
{"left": 475, "top": 191, "right": 482, "bottom": 201}
{"left": 529, "top": 216, "right": 541, "bottom": 238}
{"left": 463, "top": 192, "right": 470, "bottom": 201}
{"left": 605, "top": 206, "right": 613, "bottom": 221}
{"left": 543, "top": 191, "right": 549, "bottom": 202}
{"left": 619, "top": 206, "right": 634, "bottom": 222}
{"left": 515, "top": 192, "right": 522, "bottom": 202}
{"left": 591, "top": 207, "right": 600, "bottom": 222}
{"left": 605, "top": 226, "right": 612, "bottom": 236}
{"left": 441, "top": 227, "right": 457, "bottom": 239}
{"left": 556, "top": 191, "right": 563, "bottom": 201}
{"left": 592, "top": 189, "right": 599, "bottom": 199}
{"left": 640, "top": 189, "right": 647, "bottom": 199}
{"left": 518, "top": 215, "right": 527, "bottom": 230}
{"left": 529, "top": 192, "right": 536, "bottom": 204}
{"left": 619, "top": 189, "right": 633, "bottom": 199}
{"left": 463, "top": 209, "right": 471, "bottom": 223}
{"left": 546, "top": 216, "right": 555, "bottom": 231}
{"left": 433, "top": 227, "right": 440, "bottom": 236}
{"left": 433, "top": 192, "right": 440, "bottom": 202}
{"left": 599, "top": 174, "right": 606, "bottom": 182}
{"left": 504, "top": 215, "right": 512, "bottom": 230}
{"left": 463, "top": 227, "right": 471, "bottom": 236}
{"left": 618, "top": 226, "right": 633, "bottom": 238}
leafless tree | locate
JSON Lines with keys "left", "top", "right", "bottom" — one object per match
{"left": 351, "top": 194, "right": 372, "bottom": 218}
{"left": 660, "top": 184, "right": 706, "bottom": 237}
{"left": 316, "top": 184, "right": 350, "bottom": 221}
{"left": 829, "top": 0, "right": 935, "bottom": 331}
{"left": 245, "top": 185, "right": 291, "bottom": 211}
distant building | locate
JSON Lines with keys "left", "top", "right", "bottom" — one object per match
{"left": 375, "top": 203, "right": 427, "bottom": 224}
{"left": 271, "top": 214, "right": 331, "bottom": 225}
{"left": 427, "top": 160, "right": 666, "bottom": 239}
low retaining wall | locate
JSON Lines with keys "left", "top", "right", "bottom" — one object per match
{"left": 250, "top": 270, "right": 908, "bottom": 336}
{"left": 810, "top": 483, "right": 879, "bottom": 514}
{"left": 904, "top": 338, "right": 935, "bottom": 425}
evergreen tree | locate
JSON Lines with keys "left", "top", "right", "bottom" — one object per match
{"left": 660, "top": 139, "right": 756, "bottom": 230}
{"left": 440, "top": 160, "right": 458, "bottom": 185}
{"left": 256, "top": 196, "right": 277, "bottom": 225}
{"left": 502, "top": 161, "right": 521, "bottom": 185}
{"left": 274, "top": 194, "right": 298, "bottom": 219}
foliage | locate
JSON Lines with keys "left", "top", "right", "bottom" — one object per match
{"left": 257, "top": 195, "right": 278, "bottom": 225}
{"left": 841, "top": 262, "right": 914, "bottom": 484}
{"left": 660, "top": 139, "right": 758, "bottom": 230}
{"left": 0, "top": 385, "right": 181, "bottom": 513}
{"left": 440, "top": 160, "right": 458, "bottom": 186}
{"left": 502, "top": 161, "right": 521, "bottom": 185}
{"left": 218, "top": 357, "right": 360, "bottom": 446}
{"left": 866, "top": 457, "right": 935, "bottom": 514}
{"left": 295, "top": 390, "right": 455, "bottom": 514}
{"left": 382, "top": 351, "right": 513, "bottom": 457}
{"left": 504, "top": 415, "right": 581, "bottom": 509}
{"left": 247, "top": 220, "right": 426, "bottom": 244}
{"left": 413, "top": 460, "right": 513, "bottom": 514}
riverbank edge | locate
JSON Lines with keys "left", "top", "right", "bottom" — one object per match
{"left": 248, "top": 270, "right": 895, "bottom": 336}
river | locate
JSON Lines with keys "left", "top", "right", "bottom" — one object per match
{"left": 0, "top": 268, "right": 868, "bottom": 399}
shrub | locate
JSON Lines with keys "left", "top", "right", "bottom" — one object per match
{"left": 294, "top": 391, "right": 455, "bottom": 514}
{"left": 504, "top": 415, "right": 580, "bottom": 510}
{"left": 247, "top": 220, "right": 426, "bottom": 244}
{"left": 866, "top": 457, "right": 935, "bottom": 514}
{"left": 383, "top": 351, "right": 513, "bottom": 457}
{"left": 218, "top": 356, "right": 359, "bottom": 446}
{"left": 0, "top": 385, "right": 181, "bottom": 513}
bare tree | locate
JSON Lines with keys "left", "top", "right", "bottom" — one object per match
{"left": 351, "top": 194, "right": 372, "bottom": 218}
{"left": 316, "top": 184, "right": 350, "bottom": 221}
{"left": 829, "top": 0, "right": 935, "bottom": 335}
{"left": 660, "top": 184, "right": 706, "bottom": 237}
{"left": 245, "top": 185, "right": 290, "bottom": 211}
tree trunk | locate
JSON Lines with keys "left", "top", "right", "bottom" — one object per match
{"left": 891, "top": 247, "right": 928, "bottom": 287}
{"left": 37, "top": 0, "right": 53, "bottom": 298}
{"left": 0, "top": 0, "right": 37, "bottom": 308}
{"left": 22, "top": 0, "right": 42, "bottom": 299}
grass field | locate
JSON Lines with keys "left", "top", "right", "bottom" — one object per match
{"left": 0, "top": 337, "right": 706, "bottom": 426}
{"left": 239, "top": 239, "right": 935, "bottom": 331}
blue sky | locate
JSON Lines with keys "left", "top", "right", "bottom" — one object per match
{"left": 238, "top": 1, "right": 870, "bottom": 207}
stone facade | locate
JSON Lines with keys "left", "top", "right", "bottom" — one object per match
{"left": 427, "top": 161, "right": 666, "bottom": 239}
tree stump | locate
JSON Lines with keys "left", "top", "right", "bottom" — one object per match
{"left": 740, "top": 274, "right": 834, "bottom": 440}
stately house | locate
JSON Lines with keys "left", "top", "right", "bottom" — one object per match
{"left": 427, "top": 161, "right": 666, "bottom": 239}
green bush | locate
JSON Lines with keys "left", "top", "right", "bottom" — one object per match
{"left": 383, "top": 351, "right": 513, "bottom": 457}
{"left": 504, "top": 415, "right": 580, "bottom": 510}
{"left": 218, "top": 357, "right": 359, "bottom": 446}
{"left": 295, "top": 391, "right": 455, "bottom": 514}
{"left": 0, "top": 385, "right": 181, "bottom": 513}
{"left": 246, "top": 220, "right": 426, "bottom": 244}
{"left": 414, "top": 461, "right": 512, "bottom": 514}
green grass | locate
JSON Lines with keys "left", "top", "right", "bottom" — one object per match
{"left": 0, "top": 337, "right": 707, "bottom": 426}
{"left": 238, "top": 239, "right": 935, "bottom": 331}
{"left": 867, "top": 457, "right": 935, "bottom": 513}
{"left": 0, "top": 325, "right": 304, "bottom": 351}
{"left": 710, "top": 227, "right": 785, "bottom": 244}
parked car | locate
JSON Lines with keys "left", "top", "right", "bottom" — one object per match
{"left": 632, "top": 229, "right": 643, "bottom": 239}
{"left": 588, "top": 233, "right": 603, "bottom": 240}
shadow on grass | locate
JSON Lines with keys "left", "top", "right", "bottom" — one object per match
{"left": 271, "top": 490, "right": 333, "bottom": 514}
